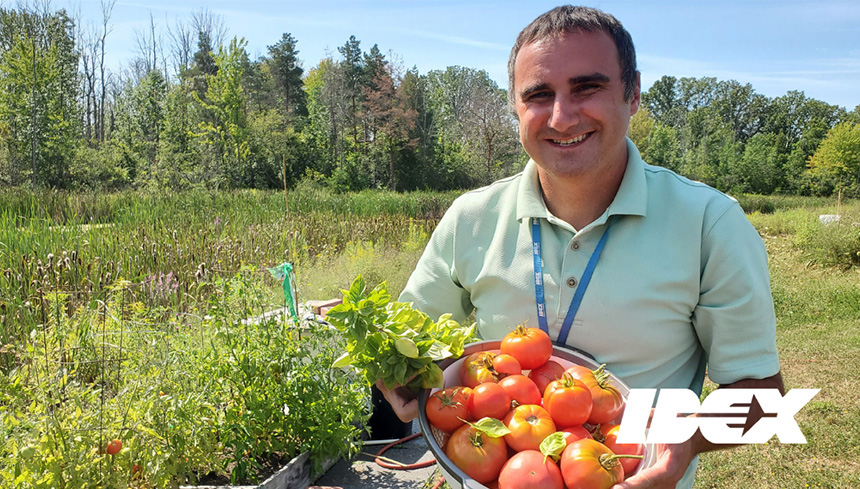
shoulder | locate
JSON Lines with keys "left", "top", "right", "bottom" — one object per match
{"left": 643, "top": 163, "right": 743, "bottom": 230}
{"left": 445, "top": 171, "right": 524, "bottom": 218}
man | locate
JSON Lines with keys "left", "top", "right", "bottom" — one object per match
{"left": 382, "top": 5, "right": 783, "bottom": 488}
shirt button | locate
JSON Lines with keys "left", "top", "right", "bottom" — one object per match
{"left": 567, "top": 277, "right": 578, "bottom": 288}
{"left": 571, "top": 241, "right": 580, "bottom": 251}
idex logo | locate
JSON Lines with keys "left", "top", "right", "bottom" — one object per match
{"left": 617, "top": 388, "right": 820, "bottom": 445}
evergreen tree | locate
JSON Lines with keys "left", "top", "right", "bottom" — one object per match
{"left": 266, "top": 33, "right": 306, "bottom": 119}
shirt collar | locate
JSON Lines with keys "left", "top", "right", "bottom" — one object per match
{"left": 516, "top": 138, "right": 648, "bottom": 225}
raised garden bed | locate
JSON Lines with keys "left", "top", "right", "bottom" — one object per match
{"left": 182, "top": 451, "right": 340, "bottom": 489}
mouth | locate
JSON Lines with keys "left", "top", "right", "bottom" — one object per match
{"left": 549, "top": 132, "right": 590, "bottom": 147}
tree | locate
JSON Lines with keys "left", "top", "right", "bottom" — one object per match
{"left": 0, "top": 6, "right": 80, "bottom": 187}
{"left": 338, "top": 35, "right": 364, "bottom": 149}
{"left": 112, "top": 69, "right": 166, "bottom": 184}
{"left": 642, "top": 123, "right": 681, "bottom": 172}
{"left": 187, "top": 30, "right": 218, "bottom": 100}
{"left": 397, "top": 66, "right": 437, "bottom": 189}
{"left": 192, "top": 37, "right": 251, "bottom": 188}
{"left": 764, "top": 91, "right": 844, "bottom": 152}
{"left": 266, "top": 33, "right": 306, "bottom": 119}
{"left": 427, "top": 66, "right": 519, "bottom": 186}
{"left": 628, "top": 107, "right": 655, "bottom": 155}
{"left": 807, "top": 122, "right": 860, "bottom": 196}
{"left": 642, "top": 75, "right": 684, "bottom": 128}
{"left": 710, "top": 80, "right": 767, "bottom": 143}
{"left": 360, "top": 62, "right": 417, "bottom": 190}
{"left": 728, "top": 132, "right": 785, "bottom": 194}
{"left": 167, "top": 16, "right": 195, "bottom": 76}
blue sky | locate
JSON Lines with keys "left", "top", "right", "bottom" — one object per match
{"left": 42, "top": 0, "right": 860, "bottom": 110}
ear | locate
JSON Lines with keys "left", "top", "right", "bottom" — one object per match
{"left": 629, "top": 72, "right": 641, "bottom": 116}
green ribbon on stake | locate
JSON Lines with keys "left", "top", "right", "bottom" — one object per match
{"left": 267, "top": 262, "right": 299, "bottom": 322}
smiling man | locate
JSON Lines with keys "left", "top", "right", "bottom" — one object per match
{"left": 385, "top": 6, "right": 784, "bottom": 488}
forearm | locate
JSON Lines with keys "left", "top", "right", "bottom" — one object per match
{"left": 692, "top": 371, "right": 785, "bottom": 455}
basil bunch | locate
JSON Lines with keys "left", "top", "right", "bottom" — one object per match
{"left": 327, "top": 275, "right": 477, "bottom": 391}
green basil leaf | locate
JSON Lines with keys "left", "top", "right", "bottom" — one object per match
{"left": 470, "top": 417, "right": 511, "bottom": 438}
{"left": 540, "top": 432, "right": 567, "bottom": 461}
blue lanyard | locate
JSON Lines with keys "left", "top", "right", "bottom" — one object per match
{"left": 531, "top": 217, "right": 611, "bottom": 345}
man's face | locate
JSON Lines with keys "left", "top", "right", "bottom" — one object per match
{"left": 513, "top": 30, "right": 640, "bottom": 180}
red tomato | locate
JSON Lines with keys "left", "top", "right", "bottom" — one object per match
{"left": 498, "top": 374, "right": 542, "bottom": 406}
{"left": 594, "top": 423, "right": 645, "bottom": 477}
{"left": 446, "top": 423, "right": 508, "bottom": 484}
{"left": 565, "top": 364, "right": 625, "bottom": 424}
{"left": 498, "top": 450, "right": 565, "bottom": 489}
{"left": 528, "top": 360, "right": 566, "bottom": 395}
{"left": 493, "top": 353, "right": 522, "bottom": 375}
{"left": 425, "top": 387, "right": 470, "bottom": 433}
{"left": 503, "top": 404, "right": 557, "bottom": 452}
{"left": 106, "top": 439, "right": 122, "bottom": 455}
{"left": 560, "top": 425, "right": 592, "bottom": 446}
{"left": 460, "top": 351, "right": 499, "bottom": 388}
{"left": 468, "top": 382, "right": 512, "bottom": 420}
{"left": 543, "top": 373, "right": 593, "bottom": 428}
{"left": 560, "top": 439, "right": 625, "bottom": 489}
{"left": 500, "top": 325, "right": 553, "bottom": 370}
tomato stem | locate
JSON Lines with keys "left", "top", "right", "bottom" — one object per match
{"left": 598, "top": 453, "right": 644, "bottom": 471}
{"left": 593, "top": 364, "right": 614, "bottom": 388}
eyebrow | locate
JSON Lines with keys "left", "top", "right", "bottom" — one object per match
{"left": 518, "top": 72, "right": 612, "bottom": 100}
{"left": 571, "top": 72, "right": 611, "bottom": 85}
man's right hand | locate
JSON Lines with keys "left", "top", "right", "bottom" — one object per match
{"left": 375, "top": 379, "right": 419, "bottom": 422}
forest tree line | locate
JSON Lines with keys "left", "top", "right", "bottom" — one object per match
{"left": 1, "top": 4, "right": 859, "bottom": 195}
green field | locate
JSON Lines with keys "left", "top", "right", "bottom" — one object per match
{"left": 1, "top": 189, "right": 858, "bottom": 487}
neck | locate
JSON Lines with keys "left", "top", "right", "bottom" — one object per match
{"left": 537, "top": 161, "right": 627, "bottom": 230}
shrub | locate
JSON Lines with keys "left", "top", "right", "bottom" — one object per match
{"left": 795, "top": 210, "right": 860, "bottom": 269}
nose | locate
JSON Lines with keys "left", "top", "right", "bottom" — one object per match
{"left": 548, "top": 95, "right": 579, "bottom": 132}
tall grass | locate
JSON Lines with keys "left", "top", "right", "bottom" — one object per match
{"left": 0, "top": 188, "right": 458, "bottom": 352}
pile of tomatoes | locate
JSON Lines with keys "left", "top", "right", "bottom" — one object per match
{"left": 423, "top": 325, "right": 645, "bottom": 489}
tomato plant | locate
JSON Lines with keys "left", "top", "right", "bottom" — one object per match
{"left": 560, "top": 438, "right": 640, "bottom": 489}
{"left": 543, "top": 373, "right": 593, "bottom": 428}
{"left": 592, "top": 423, "right": 645, "bottom": 476}
{"left": 503, "top": 404, "right": 557, "bottom": 452}
{"left": 468, "top": 382, "right": 512, "bottom": 420}
{"left": 565, "top": 364, "right": 625, "bottom": 424}
{"left": 493, "top": 353, "right": 522, "bottom": 375}
{"left": 445, "top": 421, "right": 509, "bottom": 484}
{"left": 498, "top": 374, "right": 542, "bottom": 406}
{"left": 498, "top": 450, "right": 564, "bottom": 489}
{"left": 500, "top": 325, "right": 553, "bottom": 370}
{"left": 528, "top": 360, "right": 565, "bottom": 395}
{"left": 460, "top": 351, "right": 499, "bottom": 388}
{"left": 426, "top": 387, "right": 470, "bottom": 433}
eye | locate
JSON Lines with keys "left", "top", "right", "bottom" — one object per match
{"left": 524, "top": 90, "right": 551, "bottom": 102}
{"left": 575, "top": 83, "right": 601, "bottom": 95}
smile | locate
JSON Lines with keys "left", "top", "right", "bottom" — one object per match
{"left": 551, "top": 133, "right": 589, "bottom": 146}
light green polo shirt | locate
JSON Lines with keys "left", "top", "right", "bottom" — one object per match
{"left": 401, "top": 138, "right": 780, "bottom": 391}
{"left": 401, "top": 139, "right": 780, "bottom": 487}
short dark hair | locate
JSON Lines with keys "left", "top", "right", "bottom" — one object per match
{"left": 507, "top": 5, "right": 639, "bottom": 107}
